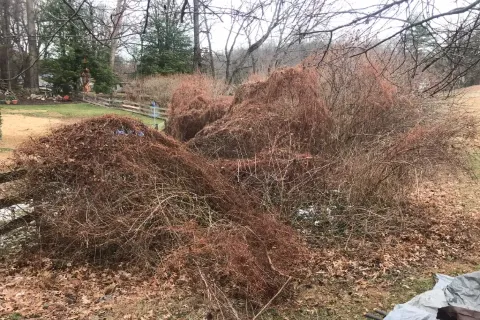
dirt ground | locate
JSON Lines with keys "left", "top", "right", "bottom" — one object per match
{"left": 0, "top": 114, "right": 72, "bottom": 164}
{"left": 0, "top": 102, "right": 156, "bottom": 164}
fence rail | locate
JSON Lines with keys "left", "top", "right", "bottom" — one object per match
{"left": 82, "top": 94, "right": 168, "bottom": 120}
{"left": 0, "top": 169, "right": 26, "bottom": 184}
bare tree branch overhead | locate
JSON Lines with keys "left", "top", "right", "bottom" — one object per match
{"left": 296, "top": 0, "right": 480, "bottom": 93}
{"left": 60, "top": 0, "right": 108, "bottom": 46}
{"left": 2, "top": 0, "right": 480, "bottom": 92}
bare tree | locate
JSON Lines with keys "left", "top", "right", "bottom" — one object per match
{"left": 227, "top": 0, "right": 284, "bottom": 84}
{"left": 25, "top": 0, "right": 39, "bottom": 89}
{"left": 110, "top": 0, "right": 127, "bottom": 70}
{"left": 212, "top": 0, "right": 330, "bottom": 83}
{"left": 202, "top": 6, "right": 215, "bottom": 77}
{"left": 244, "top": 22, "right": 258, "bottom": 74}
{"left": 266, "top": 0, "right": 328, "bottom": 71}
{"left": 4, "top": 0, "right": 480, "bottom": 93}
{"left": 193, "top": 0, "right": 201, "bottom": 70}
{"left": 223, "top": 3, "right": 248, "bottom": 83}
{"left": 299, "top": 0, "right": 480, "bottom": 93}
{"left": 0, "top": 0, "right": 12, "bottom": 90}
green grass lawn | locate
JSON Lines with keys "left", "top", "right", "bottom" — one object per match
{"left": 1, "top": 103, "right": 164, "bottom": 129}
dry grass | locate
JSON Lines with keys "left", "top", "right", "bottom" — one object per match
{"left": 123, "top": 74, "right": 182, "bottom": 105}
{"left": 124, "top": 74, "right": 228, "bottom": 106}
{"left": 125, "top": 74, "right": 232, "bottom": 141}
{"left": 0, "top": 114, "right": 68, "bottom": 164}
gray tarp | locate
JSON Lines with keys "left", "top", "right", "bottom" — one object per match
{"left": 385, "top": 272, "right": 480, "bottom": 320}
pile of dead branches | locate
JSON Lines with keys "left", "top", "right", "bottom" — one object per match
{"left": 11, "top": 115, "right": 305, "bottom": 308}
{"left": 182, "top": 55, "right": 475, "bottom": 249}
{"left": 165, "top": 75, "right": 232, "bottom": 141}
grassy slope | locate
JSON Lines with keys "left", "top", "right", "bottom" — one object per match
{"left": 0, "top": 103, "right": 164, "bottom": 161}
{"left": 1, "top": 103, "right": 164, "bottom": 128}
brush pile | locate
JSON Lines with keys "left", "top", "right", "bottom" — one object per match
{"left": 185, "top": 56, "right": 474, "bottom": 238}
{"left": 190, "top": 67, "right": 330, "bottom": 158}
{"left": 8, "top": 51, "right": 477, "bottom": 317}
{"left": 12, "top": 115, "right": 305, "bottom": 305}
{"left": 165, "top": 75, "right": 232, "bottom": 141}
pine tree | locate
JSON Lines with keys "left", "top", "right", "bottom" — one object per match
{"left": 37, "top": 0, "right": 117, "bottom": 94}
{"left": 137, "top": 0, "right": 193, "bottom": 75}
{"left": 405, "top": 18, "right": 435, "bottom": 56}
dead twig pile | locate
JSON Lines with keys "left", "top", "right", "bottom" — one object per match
{"left": 184, "top": 55, "right": 475, "bottom": 252}
{"left": 190, "top": 67, "right": 331, "bottom": 158}
{"left": 165, "top": 75, "right": 233, "bottom": 141}
{"left": 12, "top": 115, "right": 305, "bottom": 307}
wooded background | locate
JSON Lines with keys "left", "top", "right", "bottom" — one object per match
{"left": 2, "top": 0, "right": 480, "bottom": 94}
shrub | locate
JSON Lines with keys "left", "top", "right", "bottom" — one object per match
{"left": 123, "top": 74, "right": 184, "bottom": 105}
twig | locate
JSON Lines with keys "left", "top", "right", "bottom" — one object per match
{"left": 344, "top": 227, "right": 353, "bottom": 250}
{"left": 266, "top": 251, "right": 290, "bottom": 278}
{"left": 212, "top": 282, "right": 241, "bottom": 320}
{"left": 197, "top": 266, "right": 213, "bottom": 302}
{"left": 143, "top": 0, "right": 151, "bottom": 34}
{"left": 61, "top": 0, "right": 108, "bottom": 47}
{"left": 252, "top": 276, "right": 292, "bottom": 320}
{"left": 0, "top": 0, "right": 88, "bottom": 81}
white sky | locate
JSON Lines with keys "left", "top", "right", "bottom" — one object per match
{"left": 98, "top": 0, "right": 465, "bottom": 52}
{"left": 205, "top": 0, "right": 458, "bottom": 51}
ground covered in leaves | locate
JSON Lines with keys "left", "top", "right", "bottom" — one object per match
{"left": 2, "top": 142, "right": 480, "bottom": 320}
{"left": 2, "top": 77, "right": 480, "bottom": 320}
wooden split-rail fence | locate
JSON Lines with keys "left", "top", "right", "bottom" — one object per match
{"left": 0, "top": 169, "right": 34, "bottom": 235}
{"left": 82, "top": 94, "right": 168, "bottom": 120}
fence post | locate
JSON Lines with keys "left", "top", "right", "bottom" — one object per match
{"left": 150, "top": 102, "right": 158, "bottom": 129}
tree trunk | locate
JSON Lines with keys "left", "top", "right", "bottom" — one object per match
{"left": 227, "top": 1, "right": 283, "bottom": 84}
{"left": 0, "top": 0, "right": 12, "bottom": 90}
{"left": 110, "top": 0, "right": 125, "bottom": 71}
{"left": 25, "top": 0, "right": 39, "bottom": 90}
{"left": 193, "top": 0, "right": 201, "bottom": 71}
{"left": 246, "top": 35, "right": 257, "bottom": 74}
{"left": 165, "top": 0, "right": 171, "bottom": 50}
{"left": 225, "top": 57, "right": 230, "bottom": 81}
{"left": 203, "top": 11, "right": 214, "bottom": 77}
{"left": 228, "top": 27, "right": 278, "bottom": 84}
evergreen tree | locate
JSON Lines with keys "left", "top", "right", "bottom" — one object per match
{"left": 405, "top": 17, "right": 435, "bottom": 57}
{"left": 137, "top": 0, "right": 193, "bottom": 76}
{"left": 37, "top": 0, "right": 117, "bottom": 94}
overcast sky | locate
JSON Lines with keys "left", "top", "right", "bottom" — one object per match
{"left": 203, "top": 0, "right": 458, "bottom": 51}
{"left": 99, "top": 0, "right": 465, "bottom": 52}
